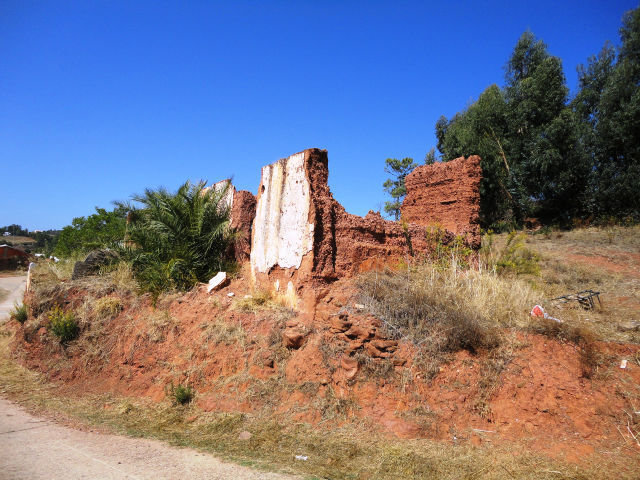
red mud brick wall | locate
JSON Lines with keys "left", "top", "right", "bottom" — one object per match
{"left": 402, "top": 156, "right": 482, "bottom": 247}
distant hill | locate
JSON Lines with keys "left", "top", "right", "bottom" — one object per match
{"left": 1, "top": 236, "right": 36, "bottom": 246}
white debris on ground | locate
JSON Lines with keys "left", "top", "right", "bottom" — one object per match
{"left": 207, "top": 272, "right": 228, "bottom": 293}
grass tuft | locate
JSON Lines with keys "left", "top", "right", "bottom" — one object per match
{"left": 93, "top": 297, "right": 123, "bottom": 320}
{"left": 10, "top": 303, "right": 28, "bottom": 324}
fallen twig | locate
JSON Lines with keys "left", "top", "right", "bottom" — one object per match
{"left": 627, "top": 420, "right": 640, "bottom": 446}
{"left": 615, "top": 424, "right": 628, "bottom": 444}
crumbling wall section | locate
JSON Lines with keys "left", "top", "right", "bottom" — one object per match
{"left": 206, "top": 180, "right": 256, "bottom": 262}
{"left": 251, "top": 152, "right": 315, "bottom": 275}
{"left": 402, "top": 155, "right": 482, "bottom": 247}
{"left": 230, "top": 190, "right": 256, "bottom": 261}
{"left": 250, "top": 149, "right": 461, "bottom": 291}
{"left": 333, "top": 209, "right": 452, "bottom": 277}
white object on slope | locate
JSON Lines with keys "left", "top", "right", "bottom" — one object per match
{"left": 207, "top": 272, "right": 227, "bottom": 293}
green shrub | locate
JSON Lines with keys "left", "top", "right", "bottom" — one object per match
{"left": 171, "top": 384, "right": 194, "bottom": 405}
{"left": 10, "top": 303, "right": 28, "bottom": 324}
{"left": 424, "top": 225, "right": 473, "bottom": 268}
{"left": 482, "top": 230, "right": 540, "bottom": 275}
{"left": 48, "top": 305, "right": 79, "bottom": 343}
{"left": 495, "top": 231, "right": 540, "bottom": 275}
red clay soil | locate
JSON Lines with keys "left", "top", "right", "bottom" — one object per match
{"left": 402, "top": 155, "right": 482, "bottom": 248}
{"left": 567, "top": 250, "right": 640, "bottom": 279}
{"left": 11, "top": 272, "right": 640, "bottom": 468}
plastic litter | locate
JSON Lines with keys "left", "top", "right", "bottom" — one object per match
{"left": 295, "top": 455, "right": 309, "bottom": 461}
{"left": 530, "top": 305, "right": 562, "bottom": 323}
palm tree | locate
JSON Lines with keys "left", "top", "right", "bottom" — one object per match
{"left": 120, "top": 180, "right": 236, "bottom": 295}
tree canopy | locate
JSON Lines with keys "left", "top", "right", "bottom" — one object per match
{"left": 431, "top": 6, "right": 640, "bottom": 228}
{"left": 383, "top": 157, "right": 417, "bottom": 220}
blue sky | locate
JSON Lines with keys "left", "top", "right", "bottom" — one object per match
{"left": 1, "top": 0, "right": 637, "bottom": 230}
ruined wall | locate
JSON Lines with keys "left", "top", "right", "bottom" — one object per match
{"left": 251, "top": 152, "right": 315, "bottom": 274}
{"left": 402, "top": 155, "right": 482, "bottom": 247}
{"left": 250, "top": 149, "right": 459, "bottom": 291}
{"left": 207, "top": 180, "right": 256, "bottom": 262}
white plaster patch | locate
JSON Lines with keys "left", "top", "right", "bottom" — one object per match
{"left": 251, "top": 152, "right": 314, "bottom": 274}
{"left": 211, "top": 179, "right": 235, "bottom": 212}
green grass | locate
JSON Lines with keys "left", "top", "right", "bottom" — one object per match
{"left": 9, "top": 303, "right": 28, "bottom": 324}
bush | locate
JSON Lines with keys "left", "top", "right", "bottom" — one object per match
{"left": 10, "top": 303, "right": 28, "bottom": 324}
{"left": 171, "top": 384, "right": 194, "bottom": 405}
{"left": 359, "top": 269, "right": 499, "bottom": 356}
{"left": 48, "top": 305, "right": 79, "bottom": 343}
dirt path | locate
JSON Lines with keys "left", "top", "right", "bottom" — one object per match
{"left": 0, "top": 275, "right": 26, "bottom": 322}
{"left": 0, "top": 397, "right": 298, "bottom": 480}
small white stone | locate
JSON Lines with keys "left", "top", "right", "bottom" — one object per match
{"left": 227, "top": 292, "right": 235, "bottom": 297}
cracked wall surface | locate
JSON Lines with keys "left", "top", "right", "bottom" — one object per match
{"left": 250, "top": 152, "right": 315, "bottom": 275}
{"left": 402, "top": 155, "right": 482, "bottom": 247}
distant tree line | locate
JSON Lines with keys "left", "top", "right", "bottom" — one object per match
{"left": 1, "top": 224, "right": 60, "bottom": 255}
{"left": 384, "top": 6, "right": 639, "bottom": 229}
{"left": 53, "top": 207, "right": 128, "bottom": 257}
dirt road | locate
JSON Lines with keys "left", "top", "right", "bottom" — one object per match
{"left": 0, "top": 275, "right": 26, "bottom": 322}
{"left": 0, "top": 398, "right": 298, "bottom": 479}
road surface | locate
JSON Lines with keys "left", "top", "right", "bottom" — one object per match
{"left": 0, "top": 398, "right": 297, "bottom": 479}
{"left": 0, "top": 274, "right": 26, "bottom": 323}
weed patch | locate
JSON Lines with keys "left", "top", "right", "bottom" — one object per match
{"left": 147, "top": 309, "right": 178, "bottom": 343}
{"left": 482, "top": 230, "right": 540, "bottom": 275}
{"left": 200, "top": 320, "right": 246, "bottom": 347}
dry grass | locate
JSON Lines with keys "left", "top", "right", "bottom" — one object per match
{"left": 0, "top": 331, "right": 635, "bottom": 479}
{"left": 495, "top": 226, "right": 640, "bottom": 343}
{"left": 358, "top": 258, "right": 538, "bottom": 381}
{"left": 1, "top": 235, "right": 36, "bottom": 245}
{"left": 146, "top": 309, "right": 179, "bottom": 343}
{"left": 32, "top": 255, "right": 83, "bottom": 283}
{"left": 93, "top": 297, "right": 123, "bottom": 319}
{"left": 200, "top": 320, "right": 246, "bottom": 348}
{"left": 234, "top": 289, "right": 297, "bottom": 314}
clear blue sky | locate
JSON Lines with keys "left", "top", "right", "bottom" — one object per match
{"left": 1, "top": 0, "right": 637, "bottom": 230}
